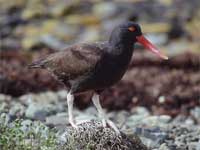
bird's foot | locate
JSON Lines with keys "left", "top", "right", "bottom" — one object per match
{"left": 69, "top": 119, "right": 78, "bottom": 129}
{"left": 102, "top": 118, "right": 120, "bottom": 134}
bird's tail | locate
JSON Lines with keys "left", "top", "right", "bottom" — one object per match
{"left": 28, "top": 60, "right": 45, "bottom": 69}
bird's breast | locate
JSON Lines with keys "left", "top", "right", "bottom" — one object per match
{"left": 93, "top": 50, "right": 133, "bottom": 88}
{"left": 70, "top": 47, "right": 133, "bottom": 93}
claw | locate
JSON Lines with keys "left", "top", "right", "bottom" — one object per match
{"left": 102, "top": 118, "right": 107, "bottom": 127}
{"left": 107, "top": 119, "right": 120, "bottom": 134}
{"left": 69, "top": 115, "right": 78, "bottom": 129}
{"left": 69, "top": 120, "right": 78, "bottom": 129}
{"left": 101, "top": 118, "right": 120, "bottom": 134}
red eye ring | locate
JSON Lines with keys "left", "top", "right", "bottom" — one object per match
{"left": 128, "top": 27, "right": 136, "bottom": 32}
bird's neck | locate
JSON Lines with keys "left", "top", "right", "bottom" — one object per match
{"left": 108, "top": 38, "right": 134, "bottom": 56}
{"left": 107, "top": 39, "right": 134, "bottom": 71}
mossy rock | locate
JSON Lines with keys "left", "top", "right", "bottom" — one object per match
{"left": 58, "top": 120, "right": 148, "bottom": 150}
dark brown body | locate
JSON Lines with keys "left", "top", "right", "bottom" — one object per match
{"left": 29, "top": 42, "right": 134, "bottom": 94}
{"left": 72, "top": 43, "right": 133, "bottom": 93}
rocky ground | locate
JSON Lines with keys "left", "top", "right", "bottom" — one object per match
{"left": 0, "top": 91, "right": 200, "bottom": 149}
{"left": 0, "top": 0, "right": 200, "bottom": 149}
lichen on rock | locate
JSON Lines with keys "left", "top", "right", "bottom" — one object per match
{"left": 58, "top": 120, "right": 148, "bottom": 150}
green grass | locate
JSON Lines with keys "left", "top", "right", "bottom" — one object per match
{"left": 0, "top": 113, "right": 57, "bottom": 150}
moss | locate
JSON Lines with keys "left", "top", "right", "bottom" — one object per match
{"left": 58, "top": 120, "right": 148, "bottom": 150}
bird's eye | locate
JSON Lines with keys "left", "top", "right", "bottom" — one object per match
{"left": 128, "top": 27, "right": 136, "bottom": 32}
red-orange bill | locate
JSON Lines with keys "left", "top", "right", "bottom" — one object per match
{"left": 136, "top": 35, "right": 168, "bottom": 60}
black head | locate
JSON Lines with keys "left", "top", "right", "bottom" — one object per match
{"left": 109, "top": 22, "right": 142, "bottom": 46}
{"left": 109, "top": 21, "right": 168, "bottom": 60}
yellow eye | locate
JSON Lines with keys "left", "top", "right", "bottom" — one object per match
{"left": 128, "top": 27, "right": 136, "bottom": 32}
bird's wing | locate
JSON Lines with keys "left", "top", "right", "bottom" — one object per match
{"left": 29, "top": 43, "right": 106, "bottom": 80}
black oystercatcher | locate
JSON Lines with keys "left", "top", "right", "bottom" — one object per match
{"left": 29, "top": 22, "right": 168, "bottom": 133}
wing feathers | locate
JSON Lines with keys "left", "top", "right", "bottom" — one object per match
{"left": 28, "top": 43, "right": 106, "bottom": 80}
{"left": 28, "top": 59, "right": 46, "bottom": 69}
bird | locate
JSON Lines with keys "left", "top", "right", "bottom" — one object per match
{"left": 29, "top": 22, "right": 168, "bottom": 134}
